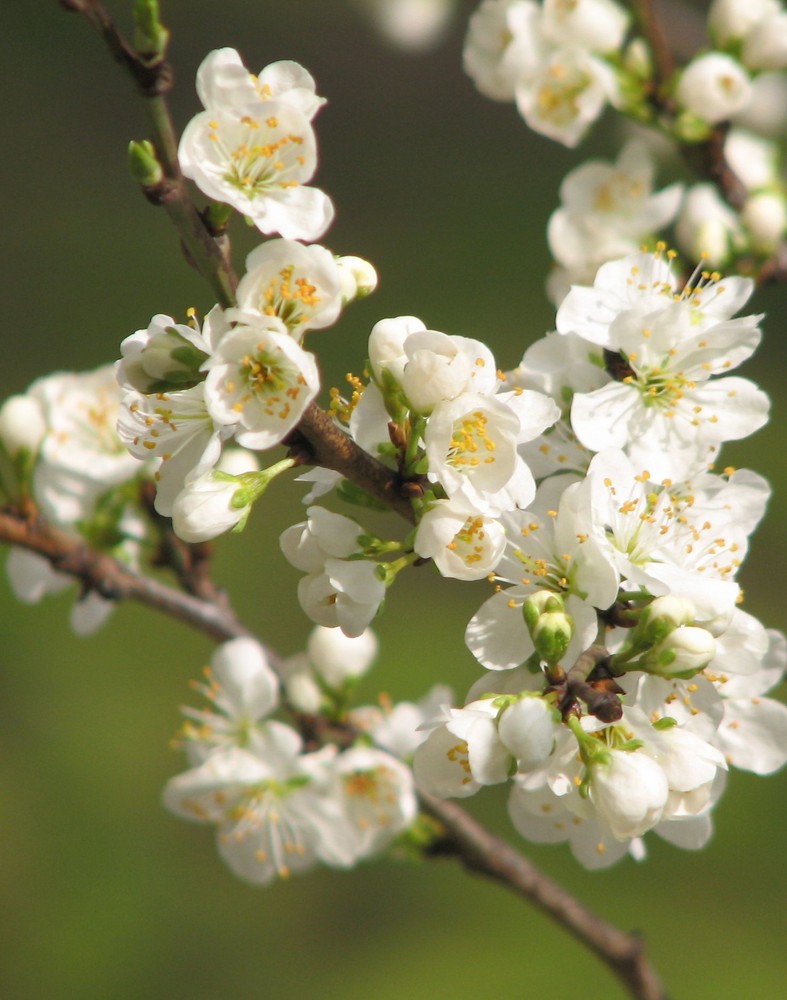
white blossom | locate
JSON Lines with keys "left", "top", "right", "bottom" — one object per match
{"left": 414, "top": 500, "right": 507, "bottom": 580}
{"left": 0, "top": 394, "right": 46, "bottom": 458}
{"left": 400, "top": 330, "right": 497, "bottom": 414}
{"left": 196, "top": 49, "right": 326, "bottom": 121}
{"left": 297, "top": 559, "right": 386, "bottom": 637}
{"left": 235, "top": 239, "right": 344, "bottom": 339}
{"left": 331, "top": 747, "right": 417, "bottom": 860}
{"left": 675, "top": 184, "right": 744, "bottom": 266}
{"left": 306, "top": 625, "right": 379, "bottom": 688}
{"left": 589, "top": 749, "right": 669, "bottom": 839}
{"left": 203, "top": 316, "right": 320, "bottom": 449}
{"left": 118, "top": 382, "right": 224, "bottom": 516}
{"left": 179, "top": 100, "right": 334, "bottom": 241}
{"left": 424, "top": 390, "right": 559, "bottom": 516}
{"left": 514, "top": 47, "right": 618, "bottom": 148}
{"left": 541, "top": 0, "right": 629, "bottom": 55}
{"left": 463, "top": 0, "right": 546, "bottom": 101}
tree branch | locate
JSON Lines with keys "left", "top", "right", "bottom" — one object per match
{"left": 60, "top": 0, "right": 238, "bottom": 307}
{"left": 0, "top": 506, "right": 249, "bottom": 644}
{"left": 294, "top": 404, "right": 416, "bottom": 522}
{"left": 631, "top": 0, "right": 676, "bottom": 91}
{"left": 420, "top": 792, "right": 668, "bottom": 1000}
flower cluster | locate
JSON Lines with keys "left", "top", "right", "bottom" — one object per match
{"left": 3, "top": 14, "right": 784, "bottom": 893}
{"left": 164, "top": 634, "right": 417, "bottom": 885}
{"left": 409, "top": 247, "right": 786, "bottom": 866}
{"left": 464, "top": 0, "right": 630, "bottom": 146}
{"left": 0, "top": 366, "right": 144, "bottom": 633}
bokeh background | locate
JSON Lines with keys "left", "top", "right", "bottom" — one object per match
{"left": 2, "top": 2, "right": 785, "bottom": 998}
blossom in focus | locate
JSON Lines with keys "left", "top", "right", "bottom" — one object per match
{"left": 180, "top": 50, "right": 333, "bottom": 240}
{"left": 235, "top": 239, "right": 345, "bottom": 339}
{"left": 203, "top": 316, "right": 320, "bottom": 449}
{"left": 556, "top": 251, "right": 769, "bottom": 481}
{"left": 414, "top": 499, "right": 507, "bottom": 580}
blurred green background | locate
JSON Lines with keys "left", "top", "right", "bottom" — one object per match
{"left": 2, "top": 2, "right": 785, "bottom": 998}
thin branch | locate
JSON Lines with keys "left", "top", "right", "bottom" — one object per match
{"left": 294, "top": 404, "right": 416, "bottom": 522}
{"left": 0, "top": 506, "right": 249, "bottom": 644}
{"left": 420, "top": 792, "right": 668, "bottom": 1000}
{"left": 60, "top": 0, "right": 238, "bottom": 307}
{"left": 631, "top": 0, "right": 676, "bottom": 91}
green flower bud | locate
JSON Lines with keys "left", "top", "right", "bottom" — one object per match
{"left": 523, "top": 591, "right": 573, "bottom": 665}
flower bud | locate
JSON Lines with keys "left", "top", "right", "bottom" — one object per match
{"left": 675, "top": 184, "right": 742, "bottom": 266}
{"left": 368, "top": 315, "right": 425, "bottom": 383}
{"left": 708, "top": 0, "right": 778, "bottom": 44}
{"left": 590, "top": 749, "right": 668, "bottom": 838}
{"left": 742, "top": 191, "right": 787, "bottom": 252}
{"left": 0, "top": 395, "right": 46, "bottom": 458}
{"left": 128, "top": 140, "right": 165, "bottom": 190}
{"left": 642, "top": 625, "right": 717, "bottom": 678}
{"left": 133, "top": 0, "right": 170, "bottom": 63}
{"left": 637, "top": 595, "right": 696, "bottom": 645}
{"left": 522, "top": 591, "right": 574, "bottom": 664}
{"left": 498, "top": 696, "right": 557, "bottom": 770}
{"left": 676, "top": 53, "right": 752, "bottom": 124}
{"left": 171, "top": 472, "right": 250, "bottom": 542}
{"left": 335, "top": 255, "right": 378, "bottom": 302}
{"left": 742, "top": 12, "right": 787, "bottom": 71}
{"left": 306, "top": 625, "right": 378, "bottom": 689}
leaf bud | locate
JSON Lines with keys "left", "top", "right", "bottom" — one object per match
{"left": 133, "top": 0, "right": 170, "bottom": 64}
{"left": 128, "top": 140, "right": 165, "bottom": 191}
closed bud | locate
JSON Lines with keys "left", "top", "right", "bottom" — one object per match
{"left": 523, "top": 591, "right": 573, "bottom": 664}
{"left": 676, "top": 53, "right": 752, "bottom": 125}
{"left": 638, "top": 595, "right": 696, "bottom": 645}
{"left": 742, "top": 191, "right": 787, "bottom": 252}
{"left": 335, "top": 255, "right": 378, "bottom": 302}
{"left": 522, "top": 590, "right": 565, "bottom": 632}
{"left": 642, "top": 625, "right": 717, "bottom": 678}
{"left": 133, "top": 0, "right": 170, "bottom": 63}
{"left": 0, "top": 395, "right": 46, "bottom": 458}
{"left": 128, "top": 140, "right": 164, "bottom": 190}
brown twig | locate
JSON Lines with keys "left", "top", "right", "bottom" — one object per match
{"left": 0, "top": 505, "right": 249, "bottom": 645}
{"left": 60, "top": 0, "right": 238, "bottom": 307}
{"left": 420, "top": 792, "right": 668, "bottom": 1000}
{"left": 631, "top": 0, "right": 676, "bottom": 92}
{"left": 294, "top": 404, "right": 416, "bottom": 522}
